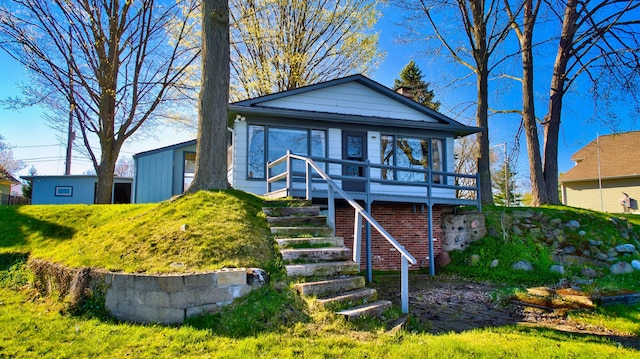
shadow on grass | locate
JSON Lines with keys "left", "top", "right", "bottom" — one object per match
{"left": 0, "top": 206, "right": 75, "bottom": 248}
{"left": 372, "top": 273, "right": 640, "bottom": 351}
{"left": 0, "top": 252, "right": 29, "bottom": 270}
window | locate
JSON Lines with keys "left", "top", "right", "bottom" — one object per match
{"left": 380, "top": 135, "right": 444, "bottom": 183}
{"left": 55, "top": 186, "right": 73, "bottom": 197}
{"left": 247, "top": 125, "right": 326, "bottom": 179}
{"left": 183, "top": 152, "right": 196, "bottom": 191}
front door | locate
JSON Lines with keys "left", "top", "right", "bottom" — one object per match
{"left": 342, "top": 131, "right": 367, "bottom": 192}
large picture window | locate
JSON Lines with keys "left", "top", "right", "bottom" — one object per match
{"left": 247, "top": 125, "right": 326, "bottom": 179}
{"left": 183, "top": 152, "right": 196, "bottom": 191}
{"left": 380, "top": 135, "right": 444, "bottom": 183}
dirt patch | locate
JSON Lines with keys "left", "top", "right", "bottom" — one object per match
{"left": 372, "top": 274, "right": 639, "bottom": 349}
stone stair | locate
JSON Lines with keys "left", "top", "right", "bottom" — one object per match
{"left": 265, "top": 202, "right": 391, "bottom": 320}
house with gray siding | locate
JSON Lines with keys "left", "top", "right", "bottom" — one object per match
{"left": 133, "top": 74, "right": 482, "bottom": 271}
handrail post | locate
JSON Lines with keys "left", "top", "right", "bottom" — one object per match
{"left": 475, "top": 173, "right": 482, "bottom": 211}
{"left": 286, "top": 150, "right": 292, "bottom": 196}
{"left": 365, "top": 159, "right": 372, "bottom": 283}
{"left": 327, "top": 188, "right": 335, "bottom": 236}
{"left": 306, "top": 160, "right": 312, "bottom": 200}
{"left": 401, "top": 256, "right": 409, "bottom": 314}
{"left": 353, "top": 211, "right": 362, "bottom": 265}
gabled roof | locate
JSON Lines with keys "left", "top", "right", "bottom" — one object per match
{"left": 133, "top": 139, "right": 197, "bottom": 159}
{"left": 231, "top": 74, "right": 481, "bottom": 137}
{"left": 560, "top": 131, "right": 640, "bottom": 182}
{"left": 0, "top": 167, "right": 19, "bottom": 185}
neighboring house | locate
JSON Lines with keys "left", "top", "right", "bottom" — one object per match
{"left": 22, "top": 175, "right": 133, "bottom": 205}
{"left": 560, "top": 131, "right": 640, "bottom": 213}
{"left": 134, "top": 74, "right": 482, "bottom": 270}
{"left": 0, "top": 166, "right": 21, "bottom": 205}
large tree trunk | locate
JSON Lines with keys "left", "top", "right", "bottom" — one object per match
{"left": 476, "top": 64, "right": 493, "bottom": 205}
{"left": 187, "top": 0, "right": 230, "bottom": 192}
{"left": 520, "top": 0, "right": 548, "bottom": 206}
{"left": 543, "top": 0, "right": 577, "bottom": 205}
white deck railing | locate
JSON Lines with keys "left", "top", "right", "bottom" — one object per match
{"left": 267, "top": 151, "right": 419, "bottom": 313}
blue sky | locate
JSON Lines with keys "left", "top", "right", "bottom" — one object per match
{"left": 1, "top": 4, "right": 637, "bottom": 186}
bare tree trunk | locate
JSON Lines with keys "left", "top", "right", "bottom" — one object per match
{"left": 476, "top": 65, "right": 493, "bottom": 205}
{"left": 543, "top": 0, "right": 577, "bottom": 205}
{"left": 187, "top": 0, "right": 230, "bottom": 192}
{"left": 520, "top": 0, "right": 547, "bottom": 206}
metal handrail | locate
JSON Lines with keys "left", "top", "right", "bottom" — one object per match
{"left": 267, "top": 151, "right": 417, "bottom": 313}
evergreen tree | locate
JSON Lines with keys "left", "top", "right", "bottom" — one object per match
{"left": 393, "top": 61, "right": 441, "bottom": 111}
{"left": 492, "top": 161, "right": 520, "bottom": 207}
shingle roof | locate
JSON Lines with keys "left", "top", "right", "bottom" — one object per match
{"left": 0, "top": 166, "right": 19, "bottom": 184}
{"left": 559, "top": 131, "right": 640, "bottom": 182}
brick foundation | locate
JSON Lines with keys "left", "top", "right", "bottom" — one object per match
{"left": 335, "top": 203, "right": 445, "bottom": 271}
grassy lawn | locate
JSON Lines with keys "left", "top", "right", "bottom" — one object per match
{"left": 0, "top": 193, "right": 638, "bottom": 357}
{"left": 0, "top": 190, "right": 273, "bottom": 273}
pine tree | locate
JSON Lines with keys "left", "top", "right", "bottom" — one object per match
{"left": 492, "top": 161, "right": 520, "bottom": 207}
{"left": 393, "top": 61, "right": 441, "bottom": 111}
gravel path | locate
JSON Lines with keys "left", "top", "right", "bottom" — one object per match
{"left": 372, "top": 274, "right": 639, "bottom": 349}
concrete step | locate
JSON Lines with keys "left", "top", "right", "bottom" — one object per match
{"left": 316, "top": 287, "right": 378, "bottom": 310}
{"left": 281, "top": 247, "right": 352, "bottom": 262}
{"left": 267, "top": 215, "right": 327, "bottom": 227}
{"left": 270, "top": 226, "right": 334, "bottom": 237}
{"left": 294, "top": 276, "right": 365, "bottom": 297}
{"left": 276, "top": 237, "right": 345, "bottom": 248}
{"left": 336, "top": 300, "right": 392, "bottom": 320}
{"left": 262, "top": 206, "right": 318, "bottom": 217}
{"left": 285, "top": 261, "right": 359, "bottom": 277}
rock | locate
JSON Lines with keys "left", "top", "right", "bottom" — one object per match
{"left": 582, "top": 250, "right": 591, "bottom": 257}
{"left": 529, "top": 228, "right": 541, "bottom": 237}
{"left": 550, "top": 265, "right": 565, "bottom": 275}
{"left": 180, "top": 224, "right": 189, "bottom": 232}
{"left": 632, "top": 260, "right": 640, "bottom": 271}
{"left": 581, "top": 267, "right": 599, "bottom": 278}
{"left": 246, "top": 268, "right": 269, "bottom": 286}
{"left": 511, "top": 226, "right": 523, "bottom": 236}
{"left": 562, "top": 246, "right": 576, "bottom": 255}
{"left": 573, "top": 277, "right": 594, "bottom": 286}
{"left": 588, "top": 239, "right": 603, "bottom": 246}
{"left": 615, "top": 244, "right": 636, "bottom": 253}
{"left": 490, "top": 259, "right": 499, "bottom": 268}
{"left": 468, "top": 254, "right": 481, "bottom": 267}
{"left": 621, "top": 231, "right": 630, "bottom": 240}
{"left": 565, "top": 220, "right": 580, "bottom": 229}
{"left": 512, "top": 260, "right": 533, "bottom": 271}
{"left": 549, "top": 218, "right": 563, "bottom": 226}
{"left": 435, "top": 251, "right": 452, "bottom": 268}
{"left": 607, "top": 248, "right": 619, "bottom": 257}
{"left": 589, "top": 245, "right": 601, "bottom": 254}
{"left": 512, "top": 210, "right": 534, "bottom": 219}
{"left": 610, "top": 262, "right": 634, "bottom": 275}
{"left": 578, "top": 230, "right": 586, "bottom": 237}
{"left": 596, "top": 253, "right": 609, "bottom": 261}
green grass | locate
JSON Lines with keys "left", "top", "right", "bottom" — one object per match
{"left": 0, "top": 190, "right": 274, "bottom": 273}
{"left": 0, "top": 282, "right": 636, "bottom": 358}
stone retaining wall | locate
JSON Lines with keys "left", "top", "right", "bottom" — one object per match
{"left": 104, "top": 268, "right": 261, "bottom": 324}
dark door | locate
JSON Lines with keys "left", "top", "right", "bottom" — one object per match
{"left": 342, "top": 131, "right": 367, "bottom": 192}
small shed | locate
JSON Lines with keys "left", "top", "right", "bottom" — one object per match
{"left": 22, "top": 175, "right": 133, "bottom": 205}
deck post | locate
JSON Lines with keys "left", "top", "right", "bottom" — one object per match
{"left": 428, "top": 203, "right": 435, "bottom": 276}
{"left": 401, "top": 256, "right": 409, "bottom": 313}
{"left": 365, "top": 159, "right": 372, "bottom": 283}
{"left": 286, "top": 151, "right": 292, "bottom": 196}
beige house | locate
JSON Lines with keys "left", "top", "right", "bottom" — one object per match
{"left": 0, "top": 166, "right": 20, "bottom": 204}
{"left": 560, "top": 131, "right": 640, "bottom": 213}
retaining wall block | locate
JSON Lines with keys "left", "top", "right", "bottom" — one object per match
{"left": 186, "top": 304, "right": 218, "bottom": 318}
{"left": 146, "top": 291, "right": 171, "bottom": 308}
{"left": 125, "top": 288, "right": 145, "bottom": 306}
{"left": 201, "top": 286, "right": 235, "bottom": 304}
{"left": 170, "top": 290, "right": 201, "bottom": 308}
{"left": 108, "top": 273, "right": 129, "bottom": 290}
{"left": 157, "top": 275, "right": 185, "bottom": 292}
{"left": 217, "top": 268, "right": 247, "bottom": 287}
{"left": 231, "top": 285, "right": 252, "bottom": 299}
{"left": 155, "top": 308, "right": 185, "bottom": 325}
{"left": 134, "top": 275, "right": 158, "bottom": 291}
{"left": 184, "top": 272, "right": 217, "bottom": 289}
